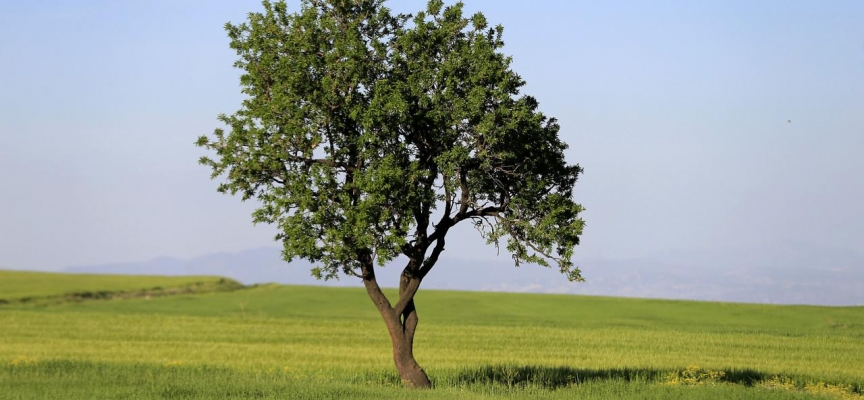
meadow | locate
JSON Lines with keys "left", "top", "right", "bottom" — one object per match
{"left": 0, "top": 270, "right": 238, "bottom": 303}
{"left": 1, "top": 270, "right": 862, "bottom": 399}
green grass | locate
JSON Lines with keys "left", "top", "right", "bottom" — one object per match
{"left": 1, "top": 273, "right": 863, "bottom": 399}
{"left": 0, "top": 270, "right": 241, "bottom": 304}
{"left": 0, "top": 361, "right": 830, "bottom": 400}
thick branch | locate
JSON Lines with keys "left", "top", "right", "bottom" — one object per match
{"left": 442, "top": 171, "right": 453, "bottom": 218}
{"left": 359, "top": 250, "right": 393, "bottom": 315}
{"left": 457, "top": 167, "right": 469, "bottom": 216}
{"left": 455, "top": 205, "right": 501, "bottom": 222}
{"left": 426, "top": 216, "right": 453, "bottom": 245}
{"left": 418, "top": 235, "right": 446, "bottom": 279}
{"left": 394, "top": 279, "right": 420, "bottom": 317}
{"left": 394, "top": 226, "right": 449, "bottom": 317}
{"left": 394, "top": 262, "right": 422, "bottom": 317}
{"left": 424, "top": 203, "right": 499, "bottom": 253}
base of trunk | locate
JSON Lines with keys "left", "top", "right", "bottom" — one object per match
{"left": 395, "top": 357, "right": 431, "bottom": 389}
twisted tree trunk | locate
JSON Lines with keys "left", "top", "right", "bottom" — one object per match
{"left": 360, "top": 256, "right": 431, "bottom": 388}
{"left": 385, "top": 297, "right": 430, "bottom": 388}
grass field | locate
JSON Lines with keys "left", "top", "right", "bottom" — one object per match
{"left": 1, "top": 271, "right": 862, "bottom": 399}
{"left": 0, "top": 270, "right": 239, "bottom": 304}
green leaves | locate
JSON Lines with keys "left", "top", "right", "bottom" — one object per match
{"left": 198, "top": 0, "right": 584, "bottom": 282}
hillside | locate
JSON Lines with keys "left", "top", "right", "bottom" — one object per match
{"left": 0, "top": 270, "right": 241, "bottom": 304}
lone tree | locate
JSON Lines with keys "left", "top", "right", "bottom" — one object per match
{"left": 198, "top": 0, "right": 584, "bottom": 389}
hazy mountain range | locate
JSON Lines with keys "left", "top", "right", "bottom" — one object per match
{"left": 60, "top": 244, "right": 864, "bottom": 306}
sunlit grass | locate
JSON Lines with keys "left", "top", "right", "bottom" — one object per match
{"left": 0, "top": 270, "right": 233, "bottom": 302}
{"left": 2, "top": 275, "right": 863, "bottom": 399}
{"left": 4, "top": 360, "right": 846, "bottom": 400}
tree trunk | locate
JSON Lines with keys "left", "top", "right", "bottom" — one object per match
{"left": 360, "top": 257, "right": 431, "bottom": 389}
{"left": 386, "top": 299, "right": 431, "bottom": 388}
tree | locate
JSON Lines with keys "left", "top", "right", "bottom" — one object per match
{"left": 197, "top": 0, "right": 584, "bottom": 389}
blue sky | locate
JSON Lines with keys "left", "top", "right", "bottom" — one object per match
{"left": 1, "top": 0, "right": 862, "bottom": 280}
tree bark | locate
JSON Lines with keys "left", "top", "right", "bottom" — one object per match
{"left": 387, "top": 297, "right": 431, "bottom": 388}
{"left": 359, "top": 256, "right": 431, "bottom": 389}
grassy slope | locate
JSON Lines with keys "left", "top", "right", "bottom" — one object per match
{"left": 1, "top": 275, "right": 863, "bottom": 399}
{"left": 0, "top": 270, "right": 234, "bottom": 301}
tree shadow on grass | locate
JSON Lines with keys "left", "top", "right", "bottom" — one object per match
{"left": 444, "top": 365, "right": 768, "bottom": 389}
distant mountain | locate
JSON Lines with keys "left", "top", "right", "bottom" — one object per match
{"left": 64, "top": 246, "right": 864, "bottom": 306}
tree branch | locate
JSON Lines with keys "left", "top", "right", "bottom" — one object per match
{"left": 402, "top": 299, "right": 419, "bottom": 341}
{"left": 457, "top": 167, "right": 469, "bottom": 216}
{"left": 454, "top": 205, "right": 501, "bottom": 224}
{"left": 358, "top": 249, "right": 393, "bottom": 315}
{"left": 497, "top": 216, "right": 567, "bottom": 266}
{"left": 418, "top": 235, "right": 446, "bottom": 279}
{"left": 394, "top": 276, "right": 421, "bottom": 317}
{"left": 442, "top": 171, "right": 453, "bottom": 218}
{"left": 284, "top": 154, "right": 354, "bottom": 171}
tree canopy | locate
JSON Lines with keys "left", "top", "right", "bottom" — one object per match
{"left": 197, "top": 0, "right": 585, "bottom": 388}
